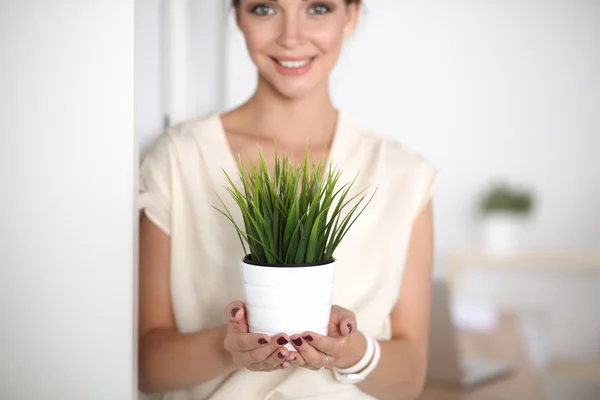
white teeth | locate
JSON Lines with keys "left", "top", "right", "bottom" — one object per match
{"left": 277, "top": 59, "right": 311, "bottom": 68}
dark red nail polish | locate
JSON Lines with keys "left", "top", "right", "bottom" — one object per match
{"left": 302, "top": 335, "right": 313, "bottom": 342}
{"left": 277, "top": 337, "right": 288, "bottom": 345}
{"left": 258, "top": 338, "right": 268, "bottom": 345}
{"left": 292, "top": 338, "right": 302, "bottom": 346}
{"left": 231, "top": 307, "right": 239, "bottom": 318}
{"left": 277, "top": 351, "right": 285, "bottom": 359}
{"left": 347, "top": 323, "right": 353, "bottom": 333}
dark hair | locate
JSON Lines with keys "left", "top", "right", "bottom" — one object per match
{"left": 232, "top": 0, "right": 361, "bottom": 7}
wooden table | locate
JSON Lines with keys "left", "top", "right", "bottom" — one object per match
{"left": 419, "top": 314, "right": 544, "bottom": 400}
{"left": 445, "top": 251, "right": 600, "bottom": 295}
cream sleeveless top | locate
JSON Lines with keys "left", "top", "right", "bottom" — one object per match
{"left": 139, "top": 111, "right": 439, "bottom": 400}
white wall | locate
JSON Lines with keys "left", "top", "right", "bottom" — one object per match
{"left": 0, "top": 1, "right": 135, "bottom": 399}
{"left": 136, "top": 0, "right": 165, "bottom": 156}
{"left": 224, "top": 0, "right": 600, "bottom": 262}
{"left": 137, "top": 0, "right": 226, "bottom": 153}
{"left": 190, "top": 0, "right": 227, "bottom": 119}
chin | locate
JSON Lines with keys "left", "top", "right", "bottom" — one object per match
{"left": 262, "top": 74, "right": 324, "bottom": 100}
{"left": 273, "top": 84, "right": 318, "bottom": 100}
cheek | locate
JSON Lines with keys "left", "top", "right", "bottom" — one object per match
{"left": 312, "top": 27, "right": 345, "bottom": 58}
{"left": 241, "top": 24, "right": 274, "bottom": 56}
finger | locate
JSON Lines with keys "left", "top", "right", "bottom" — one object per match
{"left": 290, "top": 335, "right": 330, "bottom": 369}
{"left": 301, "top": 332, "right": 342, "bottom": 358}
{"left": 329, "top": 305, "right": 357, "bottom": 337}
{"left": 285, "top": 350, "right": 299, "bottom": 362}
{"left": 224, "top": 329, "right": 272, "bottom": 353}
{"left": 240, "top": 333, "right": 290, "bottom": 364}
{"left": 330, "top": 305, "right": 356, "bottom": 328}
{"left": 340, "top": 317, "right": 356, "bottom": 337}
{"left": 249, "top": 346, "right": 290, "bottom": 371}
{"left": 224, "top": 301, "right": 246, "bottom": 323}
{"left": 329, "top": 305, "right": 350, "bottom": 322}
{"left": 286, "top": 351, "right": 306, "bottom": 367}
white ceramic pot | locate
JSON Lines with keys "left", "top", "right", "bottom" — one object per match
{"left": 481, "top": 213, "right": 527, "bottom": 254}
{"left": 240, "top": 258, "right": 335, "bottom": 351}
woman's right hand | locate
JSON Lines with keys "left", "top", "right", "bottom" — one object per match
{"left": 223, "top": 301, "right": 293, "bottom": 372}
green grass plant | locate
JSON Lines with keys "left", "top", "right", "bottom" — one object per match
{"left": 214, "top": 146, "right": 376, "bottom": 266}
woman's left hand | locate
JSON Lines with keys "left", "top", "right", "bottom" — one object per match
{"left": 286, "top": 305, "right": 361, "bottom": 370}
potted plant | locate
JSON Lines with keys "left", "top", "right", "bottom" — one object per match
{"left": 214, "top": 147, "right": 376, "bottom": 350}
{"left": 478, "top": 182, "right": 534, "bottom": 254}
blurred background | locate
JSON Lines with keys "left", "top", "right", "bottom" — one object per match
{"left": 136, "top": 1, "right": 600, "bottom": 399}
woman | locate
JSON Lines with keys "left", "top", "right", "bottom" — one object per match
{"left": 138, "top": 1, "right": 438, "bottom": 399}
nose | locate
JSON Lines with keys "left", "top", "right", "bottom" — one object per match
{"left": 276, "top": 12, "right": 304, "bottom": 49}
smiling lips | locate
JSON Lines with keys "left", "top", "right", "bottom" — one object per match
{"left": 271, "top": 56, "right": 316, "bottom": 76}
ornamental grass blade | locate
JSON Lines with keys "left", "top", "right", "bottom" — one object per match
{"left": 213, "top": 187, "right": 283, "bottom": 264}
{"left": 258, "top": 147, "right": 282, "bottom": 257}
{"left": 323, "top": 174, "right": 356, "bottom": 249}
{"left": 211, "top": 203, "right": 275, "bottom": 263}
{"left": 283, "top": 211, "right": 306, "bottom": 263}
{"left": 283, "top": 197, "right": 299, "bottom": 257}
{"left": 305, "top": 205, "right": 333, "bottom": 264}
{"left": 212, "top": 197, "right": 248, "bottom": 257}
{"left": 270, "top": 185, "right": 282, "bottom": 258}
{"left": 250, "top": 184, "right": 279, "bottom": 264}
{"left": 236, "top": 194, "right": 266, "bottom": 262}
{"left": 248, "top": 212, "right": 284, "bottom": 264}
{"left": 294, "top": 188, "right": 322, "bottom": 264}
{"left": 299, "top": 153, "right": 310, "bottom": 219}
{"left": 228, "top": 178, "right": 271, "bottom": 263}
{"left": 322, "top": 172, "right": 345, "bottom": 246}
{"left": 331, "top": 186, "right": 378, "bottom": 255}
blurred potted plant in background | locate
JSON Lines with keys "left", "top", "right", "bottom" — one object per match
{"left": 478, "top": 182, "right": 535, "bottom": 254}
{"left": 214, "top": 147, "right": 376, "bottom": 350}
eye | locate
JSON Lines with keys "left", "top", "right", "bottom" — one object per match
{"left": 251, "top": 4, "right": 275, "bottom": 16}
{"left": 308, "top": 4, "right": 331, "bottom": 15}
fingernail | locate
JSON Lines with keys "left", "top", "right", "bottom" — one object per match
{"left": 347, "top": 323, "right": 353, "bottom": 333}
{"left": 292, "top": 338, "right": 302, "bottom": 346}
{"left": 231, "top": 307, "right": 239, "bottom": 318}
{"left": 277, "top": 337, "right": 288, "bottom": 345}
{"left": 258, "top": 338, "right": 268, "bottom": 345}
{"left": 278, "top": 351, "right": 285, "bottom": 359}
{"left": 302, "top": 335, "right": 313, "bottom": 342}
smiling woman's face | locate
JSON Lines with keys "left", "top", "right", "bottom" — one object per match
{"left": 235, "top": 0, "right": 359, "bottom": 100}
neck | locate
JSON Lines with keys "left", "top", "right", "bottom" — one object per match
{"left": 239, "top": 76, "right": 338, "bottom": 148}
